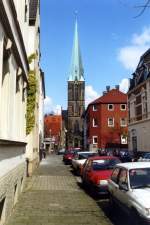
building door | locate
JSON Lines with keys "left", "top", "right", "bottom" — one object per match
{"left": 74, "top": 138, "right": 79, "bottom": 148}
{"left": 132, "top": 136, "right": 137, "bottom": 153}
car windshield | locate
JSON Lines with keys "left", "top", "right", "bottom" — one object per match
{"left": 129, "top": 168, "right": 150, "bottom": 189}
{"left": 92, "top": 159, "right": 120, "bottom": 171}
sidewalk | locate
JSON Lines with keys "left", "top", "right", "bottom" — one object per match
{"left": 6, "top": 154, "right": 112, "bottom": 225}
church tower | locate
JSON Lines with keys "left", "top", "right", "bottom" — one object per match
{"left": 67, "top": 19, "right": 85, "bottom": 149}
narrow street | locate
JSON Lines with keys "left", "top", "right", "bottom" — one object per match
{"left": 6, "top": 154, "right": 130, "bottom": 225}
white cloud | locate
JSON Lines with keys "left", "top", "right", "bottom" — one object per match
{"left": 119, "top": 78, "right": 129, "bottom": 93}
{"left": 118, "top": 27, "right": 150, "bottom": 71}
{"left": 132, "top": 27, "right": 150, "bottom": 45}
{"left": 85, "top": 85, "right": 99, "bottom": 107}
{"left": 44, "top": 96, "right": 61, "bottom": 115}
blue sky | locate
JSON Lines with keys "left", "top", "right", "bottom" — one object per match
{"left": 41, "top": 0, "right": 150, "bottom": 114}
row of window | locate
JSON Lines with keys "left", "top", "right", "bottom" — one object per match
{"left": 93, "top": 104, "right": 126, "bottom": 111}
{"left": 92, "top": 118, "right": 127, "bottom": 127}
{"left": 92, "top": 135, "right": 127, "bottom": 145}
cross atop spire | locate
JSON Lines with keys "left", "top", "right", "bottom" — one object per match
{"left": 68, "top": 17, "right": 84, "bottom": 81}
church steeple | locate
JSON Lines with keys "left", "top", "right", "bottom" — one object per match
{"left": 68, "top": 18, "right": 84, "bottom": 81}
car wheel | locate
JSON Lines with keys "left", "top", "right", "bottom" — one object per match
{"left": 130, "top": 209, "right": 141, "bottom": 225}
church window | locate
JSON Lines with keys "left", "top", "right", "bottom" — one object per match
{"left": 75, "top": 84, "right": 78, "bottom": 100}
{"left": 74, "top": 120, "right": 79, "bottom": 133}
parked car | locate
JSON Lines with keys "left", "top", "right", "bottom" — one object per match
{"left": 63, "top": 149, "right": 80, "bottom": 164}
{"left": 63, "top": 150, "right": 75, "bottom": 164}
{"left": 119, "top": 150, "right": 133, "bottom": 163}
{"left": 57, "top": 148, "right": 66, "bottom": 155}
{"left": 72, "top": 151, "right": 98, "bottom": 174}
{"left": 108, "top": 162, "right": 150, "bottom": 225}
{"left": 82, "top": 156, "right": 120, "bottom": 195}
{"left": 138, "top": 152, "right": 150, "bottom": 162}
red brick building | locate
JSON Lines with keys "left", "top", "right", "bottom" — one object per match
{"left": 44, "top": 115, "right": 62, "bottom": 149}
{"left": 84, "top": 87, "right": 128, "bottom": 151}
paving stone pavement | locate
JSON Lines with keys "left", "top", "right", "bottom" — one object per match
{"left": 6, "top": 154, "right": 113, "bottom": 225}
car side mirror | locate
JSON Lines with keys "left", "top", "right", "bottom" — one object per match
{"left": 119, "top": 182, "right": 128, "bottom": 191}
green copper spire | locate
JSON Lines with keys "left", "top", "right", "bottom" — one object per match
{"left": 68, "top": 18, "right": 84, "bottom": 81}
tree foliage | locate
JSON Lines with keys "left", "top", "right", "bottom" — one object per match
{"left": 26, "top": 70, "right": 37, "bottom": 135}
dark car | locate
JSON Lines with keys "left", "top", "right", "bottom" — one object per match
{"left": 138, "top": 152, "right": 150, "bottom": 162}
{"left": 119, "top": 150, "right": 133, "bottom": 163}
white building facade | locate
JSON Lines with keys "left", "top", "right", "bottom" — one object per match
{"left": 25, "top": 0, "right": 45, "bottom": 175}
{"left": 128, "top": 49, "right": 150, "bottom": 155}
{"left": 0, "top": 0, "right": 45, "bottom": 223}
{"left": 0, "top": 0, "right": 29, "bottom": 224}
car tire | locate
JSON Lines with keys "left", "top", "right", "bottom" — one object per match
{"left": 130, "top": 209, "right": 141, "bottom": 225}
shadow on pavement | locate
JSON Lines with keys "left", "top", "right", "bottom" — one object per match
{"left": 76, "top": 178, "right": 130, "bottom": 225}
{"left": 96, "top": 199, "right": 130, "bottom": 225}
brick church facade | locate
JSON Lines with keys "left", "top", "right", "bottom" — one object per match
{"left": 67, "top": 20, "right": 85, "bottom": 149}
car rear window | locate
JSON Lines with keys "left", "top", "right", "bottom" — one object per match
{"left": 92, "top": 159, "right": 120, "bottom": 170}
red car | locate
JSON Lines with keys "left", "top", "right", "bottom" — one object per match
{"left": 63, "top": 150, "right": 75, "bottom": 164}
{"left": 63, "top": 149, "right": 80, "bottom": 164}
{"left": 82, "top": 156, "right": 120, "bottom": 195}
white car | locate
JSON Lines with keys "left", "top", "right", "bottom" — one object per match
{"left": 108, "top": 162, "right": 150, "bottom": 225}
{"left": 72, "top": 151, "right": 98, "bottom": 173}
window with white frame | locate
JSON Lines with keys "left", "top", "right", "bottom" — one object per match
{"left": 120, "top": 104, "right": 126, "bottom": 111}
{"left": 121, "top": 135, "right": 127, "bottom": 144}
{"left": 92, "top": 118, "right": 98, "bottom": 127}
{"left": 108, "top": 104, "right": 114, "bottom": 111}
{"left": 93, "top": 136, "right": 98, "bottom": 144}
{"left": 108, "top": 118, "right": 114, "bottom": 127}
{"left": 120, "top": 118, "right": 127, "bottom": 127}
{"left": 93, "top": 104, "right": 97, "bottom": 111}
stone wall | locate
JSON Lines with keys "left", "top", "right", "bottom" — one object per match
{"left": 0, "top": 160, "right": 26, "bottom": 225}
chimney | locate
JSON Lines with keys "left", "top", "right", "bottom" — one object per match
{"left": 103, "top": 91, "right": 107, "bottom": 96}
{"left": 106, "top": 86, "right": 110, "bottom": 92}
{"left": 115, "top": 85, "right": 119, "bottom": 90}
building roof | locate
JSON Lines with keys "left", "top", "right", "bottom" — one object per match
{"left": 90, "top": 89, "right": 127, "bottom": 105}
{"left": 68, "top": 19, "right": 84, "bottom": 82}
{"left": 129, "top": 48, "right": 150, "bottom": 91}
